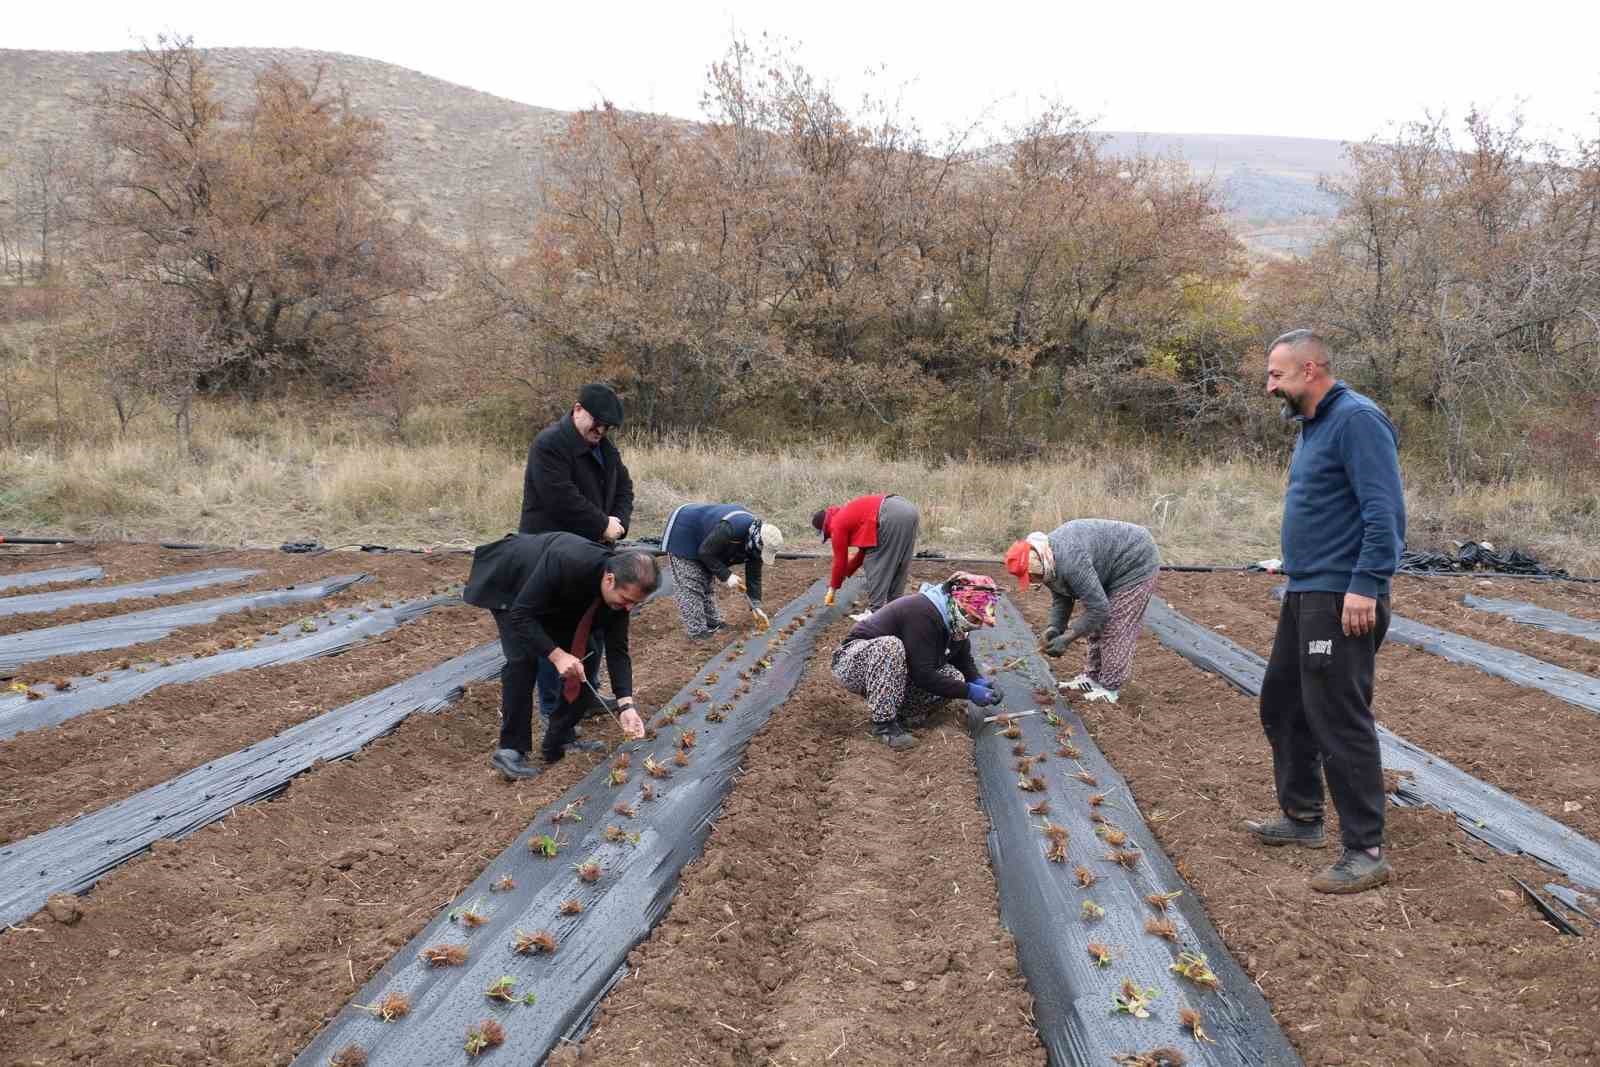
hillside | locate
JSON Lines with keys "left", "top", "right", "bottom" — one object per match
{"left": 1, "top": 47, "right": 1346, "bottom": 252}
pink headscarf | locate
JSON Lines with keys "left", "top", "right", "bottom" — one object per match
{"left": 945, "top": 572, "right": 999, "bottom": 634}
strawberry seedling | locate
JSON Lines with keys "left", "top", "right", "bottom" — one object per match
{"left": 1017, "top": 775, "right": 1046, "bottom": 793}
{"left": 612, "top": 753, "right": 631, "bottom": 770}
{"left": 1095, "top": 825, "right": 1128, "bottom": 847}
{"left": 1144, "top": 917, "right": 1178, "bottom": 941}
{"left": 559, "top": 898, "right": 584, "bottom": 915}
{"left": 464, "top": 1019, "right": 506, "bottom": 1057}
{"left": 358, "top": 991, "right": 411, "bottom": 1022}
{"left": 690, "top": 688, "right": 712, "bottom": 704}
{"left": 1112, "top": 979, "right": 1159, "bottom": 1019}
{"left": 485, "top": 975, "right": 536, "bottom": 1006}
{"left": 1026, "top": 799, "right": 1051, "bottom": 816}
{"left": 641, "top": 783, "right": 657, "bottom": 802}
{"left": 677, "top": 728, "right": 697, "bottom": 750}
{"left": 491, "top": 875, "right": 516, "bottom": 893}
{"left": 1170, "top": 951, "right": 1218, "bottom": 989}
{"left": 1088, "top": 792, "right": 1107, "bottom": 807}
{"left": 550, "top": 799, "right": 587, "bottom": 825}
{"left": 1074, "top": 770, "right": 1099, "bottom": 787}
{"left": 613, "top": 801, "right": 637, "bottom": 818}
{"left": 604, "top": 824, "right": 627, "bottom": 843}
{"left": 1086, "top": 941, "right": 1114, "bottom": 967}
{"left": 644, "top": 755, "right": 672, "bottom": 779}
{"left": 1074, "top": 865, "right": 1097, "bottom": 888}
{"left": 513, "top": 929, "right": 559, "bottom": 955}
{"left": 329, "top": 1045, "right": 368, "bottom": 1067}
{"left": 421, "top": 943, "right": 469, "bottom": 967}
{"left": 1045, "top": 838, "right": 1067, "bottom": 864}
{"left": 608, "top": 767, "right": 629, "bottom": 786}
{"left": 673, "top": 750, "right": 690, "bottom": 767}
{"left": 1044, "top": 710, "right": 1063, "bottom": 727}
{"left": 1179, "top": 1007, "right": 1216, "bottom": 1044}
{"left": 1108, "top": 848, "right": 1141, "bottom": 870}
{"left": 1058, "top": 743, "right": 1082, "bottom": 760}
{"left": 1146, "top": 890, "right": 1183, "bottom": 912}
{"left": 529, "top": 834, "right": 561, "bottom": 858}
{"left": 1001, "top": 723, "right": 1022, "bottom": 740}
{"left": 1081, "top": 900, "right": 1106, "bottom": 921}
{"left": 704, "top": 672, "right": 720, "bottom": 685}
{"left": 706, "top": 706, "right": 728, "bottom": 722}
{"left": 1112, "top": 1049, "right": 1187, "bottom": 1067}
{"left": 1011, "top": 742, "right": 1028, "bottom": 757}
{"left": 451, "top": 898, "right": 490, "bottom": 929}
{"left": 574, "top": 860, "right": 602, "bottom": 883}
{"left": 1016, "top": 756, "right": 1038, "bottom": 775}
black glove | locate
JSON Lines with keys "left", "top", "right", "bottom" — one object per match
{"left": 983, "top": 681, "right": 1005, "bottom": 703}
{"left": 1043, "top": 631, "right": 1069, "bottom": 658}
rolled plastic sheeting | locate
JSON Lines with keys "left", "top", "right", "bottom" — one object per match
{"left": 0, "top": 567, "right": 260, "bottom": 618}
{"left": 0, "top": 594, "right": 457, "bottom": 741}
{"left": 0, "top": 565, "right": 104, "bottom": 593}
{"left": 0, "top": 641, "right": 505, "bottom": 928}
{"left": 1146, "top": 597, "right": 1600, "bottom": 893}
{"left": 1269, "top": 584, "right": 1600, "bottom": 717}
{"left": 1465, "top": 595, "right": 1600, "bottom": 642}
{"left": 0, "top": 574, "right": 369, "bottom": 676}
{"left": 965, "top": 598, "right": 1301, "bottom": 1066}
{"left": 292, "top": 576, "right": 860, "bottom": 1067}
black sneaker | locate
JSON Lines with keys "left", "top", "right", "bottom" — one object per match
{"left": 490, "top": 748, "right": 542, "bottom": 781}
{"left": 568, "top": 738, "right": 607, "bottom": 754}
{"left": 1244, "top": 815, "right": 1328, "bottom": 849}
{"left": 870, "top": 719, "right": 916, "bottom": 751}
{"left": 1310, "top": 848, "right": 1392, "bottom": 894}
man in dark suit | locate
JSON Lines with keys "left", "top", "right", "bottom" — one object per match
{"left": 518, "top": 383, "right": 637, "bottom": 740}
{"left": 464, "top": 532, "right": 656, "bottom": 779}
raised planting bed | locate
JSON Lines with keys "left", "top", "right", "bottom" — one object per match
{"left": 0, "top": 573, "right": 368, "bottom": 675}
{"left": 0, "top": 640, "right": 504, "bottom": 926}
{"left": 969, "top": 596, "right": 1300, "bottom": 1065}
{"left": 293, "top": 576, "right": 861, "bottom": 1066}
{"left": 0, "top": 566, "right": 260, "bottom": 617}
{"left": 1465, "top": 594, "right": 1600, "bottom": 642}
{"left": 0, "top": 564, "right": 104, "bottom": 592}
{"left": 0, "top": 593, "right": 456, "bottom": 740}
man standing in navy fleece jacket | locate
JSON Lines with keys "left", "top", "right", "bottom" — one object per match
{"left": 1245, "top": 329, "right": 1406, "bottom": 894}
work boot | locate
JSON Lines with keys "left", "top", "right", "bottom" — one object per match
{"left": 490, "top": 748, "right": 542, "bottom": 781}
{"left": 1244, "top": 814, "right": 1328, "bottom": 849}
{"left": 1309, "top": 848, "right": 1392, "bottom": 894}
{"left": 870, "top": 719, "right": 916, "bottom": 751}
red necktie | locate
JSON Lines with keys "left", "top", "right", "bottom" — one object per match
{"left": 562, "top": 599, "right": 601, "bottom": 703}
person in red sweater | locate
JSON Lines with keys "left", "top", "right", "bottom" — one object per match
{"left": 811, "top": 493, "right": 920, "bottom": 617}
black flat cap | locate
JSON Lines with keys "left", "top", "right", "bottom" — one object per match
{"left": 577, "top": 383, "right": 624, "bottom": 427}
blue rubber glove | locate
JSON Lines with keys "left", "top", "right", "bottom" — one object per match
{"left": 967, "top": 681, "right": 1000, "bottom": 706}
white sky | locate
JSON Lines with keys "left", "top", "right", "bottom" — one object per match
{"left": 8, "top": 0, "right": 1600, "bottom": 145}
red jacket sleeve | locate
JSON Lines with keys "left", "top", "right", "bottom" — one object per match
{"left": 829, "top": 536, "right": 851, "bottom": 590}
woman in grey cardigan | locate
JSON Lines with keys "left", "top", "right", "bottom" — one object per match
{"left": 1004, "top": 520, "right": 1160, "bottom": 703}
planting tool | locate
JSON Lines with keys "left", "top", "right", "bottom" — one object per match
{"left": 981, "top": 709, "right": 1040, "bottom": 725}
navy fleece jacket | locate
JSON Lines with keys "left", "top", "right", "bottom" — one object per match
{"left": 1281, "top": 382, "right": 1406, "bottom": 598}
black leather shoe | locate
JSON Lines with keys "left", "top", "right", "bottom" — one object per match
{"left": 490, "top": 748, "right": 542, "bottom": 780}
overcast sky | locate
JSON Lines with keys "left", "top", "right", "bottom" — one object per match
{"left": 9, "top": 1, "right": 1600, "bottom": 145}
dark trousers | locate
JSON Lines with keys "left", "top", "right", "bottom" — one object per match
{"left": 492, "top": 612, "right": 602, "bottom": 758}
{"left": 1259, "top": 591, "right": 1390, "bottom": 851}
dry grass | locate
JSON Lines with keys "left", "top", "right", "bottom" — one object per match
{"left": 0, "top": 399, "right": 1596, "bottom": 572}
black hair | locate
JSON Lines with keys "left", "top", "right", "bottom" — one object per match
{"left": 606, "top": 551, "right": 659, "bottom": 593}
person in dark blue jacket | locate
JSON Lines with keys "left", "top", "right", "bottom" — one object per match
{"left": 661, "top": 503, "right": 784, "bottom": 638}
{"left": 1245, "top": 329, "right": 1406, "bottom": 894}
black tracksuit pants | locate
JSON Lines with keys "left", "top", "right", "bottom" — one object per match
{"left": 492, "top": 611, "right": 602, "bottom": 760}
{"left": 1258, "top": 590, "right": 1390, "bottom": 851}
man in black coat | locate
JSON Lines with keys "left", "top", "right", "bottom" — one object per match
{"left": 518, "top": 383, "right": 637, "bottom": 737}
{"left": 464, "top": 532, "right": 657, "bottom": 779}
{"left": 519, "top": 382, "right": 635, "bottom": 541}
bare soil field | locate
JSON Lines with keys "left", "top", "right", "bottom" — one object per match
{"left": 1, "top": 547, "right": 1597, "bottom": 1066}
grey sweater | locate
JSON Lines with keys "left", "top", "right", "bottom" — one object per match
{"left": 1043, "top": 520, "right": 1160, "bottom": 641}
